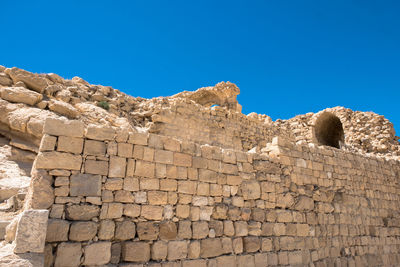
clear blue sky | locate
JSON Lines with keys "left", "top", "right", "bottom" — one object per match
{"left": 2, "top": 1, "right": 400, "bottom": 136}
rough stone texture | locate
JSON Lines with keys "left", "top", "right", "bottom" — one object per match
{"left": 54, "top": 242, "right": 82, "bottom": 267}
{"left": 122, "top": 241, "right": 150, "bottom": 263}
{"left": 69, "top": 221, "right": 97, "bottom": 241}
{"left": 13, "top": 209, "right": 49, "bottom": 253}
{"left": 69, "top": 173, "right": 101, "bottom": 196}
{"left": 0, "top": 86, "right": 43, "bottom": 105}
{"left": 46, "top": 219, "right": 69, "bottom": 242}
{"left": 35, "top": 151, "right": 82, "bottom": 170}
{"left": 83, "top": 242, "right": 111, "bottom": 265}
{"left": 43, "top": 118, "right": 84, "bottom": 137}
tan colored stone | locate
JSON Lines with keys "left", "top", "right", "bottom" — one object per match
{"left": 84, "top": 159, "right": 108, "bottom": 175}
{"left": 174, "top": 152, "right": 192, "bottom": 167}
{"left": 43, "top": 118, "right": 84, "bottom": 137}
{"left": 122, "top": 241, "right": 150, "bottom": 263}
{"left": 234, "top": 221, "right": 248, "bottom": 236}
{"left": 46, "top": 219, "right": 70, "bottom": 242}
{"left": 141, "top": 205, "right": 163, "bottom": 220}
{"left": 124, "top": 204, "right": 141, "bottom": 218}
{"left": 35, "top": 151, "right": 82, "bottom": 170}
{"left": 244, "top": 236, "right": 260, "bottom": 252}
{"left": 0, "top": 86, "right": 43, "bottom": 105}
{"left": 168, "top": 241, "right": 188, "bottom": 261}
{"left": 240, "top": 180, "right": 261, "bottom": 200}
{"left": 54, "top": 242, "right": 82, "bottom": 267}
{"left": 14, "top": 209, "right": 49, "bottom": 253}
{"left": 178, "top": 180, "right": 197, "bottom": 194}
{"left": 148, "top": 191, "right": 168, "bottom": 205}
{"left": 115, "top": 190, "right": 135, "bottom": 203}
{"left": 178, "top": 220, "right": 192, "bottom": 239}
{"left": 98, "top": 220, "right": 115, "bottom": 240}
{"left": 57, "top": 136, "right": 83, "bottom": 154}
{"left": 128, "top": 132, "right": 148, "bottom": 145}
{"left": 84, "top": 139, "right": 106, "bottom": 155}
{"left": 124, "top": 177, "right": 139, "bottom": 191}
{"left": 188, "top": 241, "right": 201, "bottom": 259}
{"left": 39, "top": 134, "right": 57, "bottom": 151}
{"left": 137, "top": 222, "right": 159, "bottom": 240}
{"left": 232, "top": 237, "right": 243, "bottom": 254}
{"left": 115, "top": 220, "right": 136, "bottom": 240}
{"left": 152, "top": 241, "right": 168, "bottom": 261}
{"left": 200, "top": 238, "right": 223, "bottom": 258}
{"left": 105, "top": 178, "right": 124, "bottom": 190}
{"left": 159, "top": 221, "right": 177, "bottom": 240}
{"left": 69, "top": 221, "right": 97, "bottom": 241}
{"left": 83, "top": 242, "right": 111, "bottom": 266}
{"left": 70, "top": 173, "right": 101, "bottom": 196}
{"left": 100, "top": 203, "right": 123, "bottom": 219}
{"left": 160, "top": 179, "right": 177, "bottom": 191}
{"left": 176, "top": 204, "right": 190, "bottom": 219}
{"left": 5, "top": 67, "right": 49, "bottom": 93}
{"left": 135, "top": 160, "right": 155, "bottom": 178}
{"left": 126, "top": 158, "right": 135, "bottom": 177}
{"left": 155, "top": 149, "right": 174, "bottom": 164}
{"left": 198, "top": 169, "right": 217, "bottom": 183}
{"left": 49, "top": 99, "right": 79, "bottom": 119}
{"left": 85, "top": 124, "right": 115, "bottom": 140}
{"left": 118, "top": 142, "right": 133, "bottom": 157}
{"left": 294, "top": 196, "right": 315, "bottom": 211}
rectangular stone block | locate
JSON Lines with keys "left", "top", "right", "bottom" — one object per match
{"left": 118, "top": 142, "right": 133, "bottom": 158}
{"left": 70, "top": 173, "right": 101, "bottom": 196}
{"left": 44, "top": 118, "right": 84, "bottom": 137}
{"left": 57, "top": 136, "right": 84, "bottom": 154}
{"left": 148, "top": 191, "right": 168, "bottom": 205}
{"left": 174, "top": 153, "right": 192, "bottom": 167}
{"left": 128, "top": 132, "right": 148, "bottom": 145}
{"left": 178, "top": 181, "right": 197, "bottom": 194}
{"left": 122, "top": 241, "right": 150, "bottom": 262}
{"left": 84, "top": 140, "right": 106, "bottom": 155}
{"left": 155, "top": 150, "right": 174, "bottom": 164}
{"left": 85, "top": 125, "right": 115, "bottom": 140}
{"left": 35, "top": 151, "right": 82, "bottom": 170}
{"left": 109, "top": 156, "right": 126, "bottom": 178}
{"left": 135, "top": 160, "right": 155, "bottom": 178}
{"left": 14, "top": 209, "right": 49, "bottom": 253}
{"left": 85, "top": 159, "right": 108, "bottom": 175}
{"left": 200, "top": 238, "right": 223, "bottom": 258}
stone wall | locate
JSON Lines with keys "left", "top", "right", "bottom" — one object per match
{"left": 27, "top": 119, "right": 400, "bottom": 266}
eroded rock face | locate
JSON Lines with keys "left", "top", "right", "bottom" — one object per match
{"left": 172, "top": 81, "right": 242, "bottom": 112}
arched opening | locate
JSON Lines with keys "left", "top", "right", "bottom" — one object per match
{"left": 314, "top": 112, "right": 344, "bottom": 149}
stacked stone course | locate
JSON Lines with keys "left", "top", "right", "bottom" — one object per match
{"left": 21, "top": 118, "right": 400, "bottom": 266}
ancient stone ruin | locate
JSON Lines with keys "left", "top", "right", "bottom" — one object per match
{"left": 0, "top": 66, "right": 399, "bottom": 266}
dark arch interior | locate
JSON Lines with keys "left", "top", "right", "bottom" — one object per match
{"left": 314, "top": 113, "right": 345, "bottom": 149}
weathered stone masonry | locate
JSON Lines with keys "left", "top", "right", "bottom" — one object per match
{"left": 24, "top": 118, "right": 400, "bottom": 266}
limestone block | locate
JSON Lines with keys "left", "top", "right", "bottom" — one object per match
{"left": 192, "top": 221, "right": 209, "bottom": 239}
{"left": 65, "top": 204, "right": 100, "bottom": 220}
{"left": 294, "top": 196, "right": 315, "bottom": 211}
{"left": 221, "top": 237, "right": 233, "bottom": 254}
{"left": 105, "top": 178, "right": 124, "bottom": 190}
{"left": 140, "top": 178, "right": 159, "bottom": 190}
{"left": 28, "top": 171, "right": 54, "bottom": 209}
{"left": 14, "top": 209, "right": 49, "bottom": 253}
{"left": 57, "top": 136, "right": 83, "bottom": 154}
{"left": 240, "top": 181, "right": 261, "bottom": 200}
{"left": 48, "top": 99, "right": 79, "bottom": 119}
{"left": 39, "top": 134, "right": 57, "bottom": 152}
{"left": 200, "top": 238, "right": 223, "bottom": 258}
{"left": 227, "top": 175, "right": 242, "bottom": 186}
{"left": 176, "top": 204, "right": 190, "bottom": 219}
{"left": 223, "top": 220, "right": 235, "bottom": 236}
{"left": 244, "top": 236, "right": 260, "bottom": 252}
{"left": 178, "top": 220, "right": 192, "bottom": 239}
{"left": 160, "top": 179, "right": 177, "bottom": 191}
{"left": 35, "top": 151, "right": 82, "bottom": 170}
{"left": 50, "top": 205, "right": 64, "bottom": 219}
{"left": 69, "top": 173, "right": 101, "bottom": 197}
{"left": 168, "top": 240, "right": 188, "bottom": 261}
{"left": 234, "top": 221, "right": 248, "bottom": 237}
{"left": 192, "top": 196, "right": 208, "bottom": 206}
{"left": 46, "top": 219, "right": 70, "bottom": 242}
{"left": 126, "top": 158, "right": 135, "bottom": 177}
{"left": 217, "top": 255, "right": 236, "bottom": 266}
{"left": 198, "top": 169, "right": 217, "bottom": 183}
{"left": 0, "top": 86, "right": 43, "bottom": 105}
{"left": 118, "top": 142, "right": 133, "bottom": 157}
{"left": 137, "top": 221, "right": 159, "bottom": 241}
{"left": 115, "top": 220, "right": 136, "bottom": 241}
{"left": 122, "top": 241, "right": 150, "bottom": 263}
{"left": 174, "top": 152, "right": 192, "bottom": 167}
{"left": 128, "top": 132, "right": 148, "bottom": 145}
{"left": 178, "top": 181, "right": 197, "bottom": 194}
{"left": 148, "top": 191, "right": 168, "bottom": 205}
{"left": 114, "top": 190, "right": 134, "bottom": 203}
{"left": 155, "top": 149, "right": 173, "bottom": 164}
{"left": 54, "top": 242, "right": 82, "bottom": 267}
{"left": 85, "top": 124, "right": 115, "bottom": 140}
{"left": 124, "top": 177, "right": 139, "bottom": 191}
{"left": 197, "top": 183, "right": 209, "bottom": 196}
{"left": 84, "top": 140, "right": 106, "bottom": 155}
{"left": 54, "top": 176, "right": 69, "bottom": 186}
{"left": 83, "top": 242, "right": 111, "bottom": 266}
{"left": 84, "top": 159, "right": 108, "bottom": 175}
{"left": 98, "top": 220, "right": 115, "bottom": 240}
{"left": 69, "top": 221, "right": 97, "bottom": 241}
{"left": 100, "top": 203, "right": 123, "bottom": 219}
{"left": 108, "top": 156, "right": 126, "bottom": 178}
{"left": 232, "top": 237, "right": 243, "bottom": 254}
{"left": 188, "top": 241, "right": 201, "bottom": 259}
{"left": 152, "top": 241, "right": 168, "bottom": 261}
{"left": 43, "top": 118, "right": 84, "bottom": 137}
{"left": 134, "top": 192, "right": 147, "bottom": 203}
{"left": 135, "top": 160, "right": 155, "bottom": 178}
{"left": 159, "top": 221, "right": 177, "bottom": 240}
